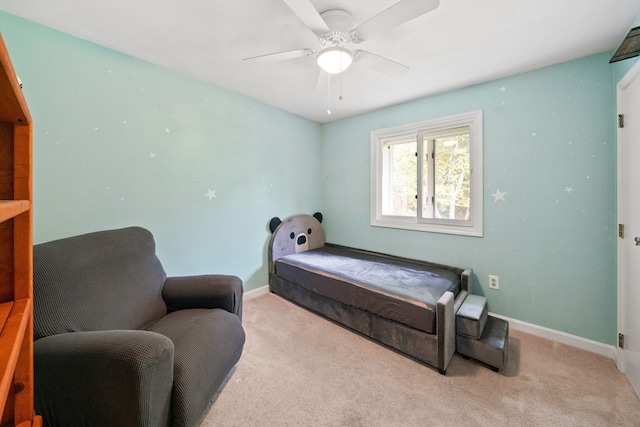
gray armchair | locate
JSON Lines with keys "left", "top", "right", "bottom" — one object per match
{"left": 33, "top": 226, "right": 245, "bottom": 427}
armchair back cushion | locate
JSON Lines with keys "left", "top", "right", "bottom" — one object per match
{"left": 34, "top": 227, "right": 168, "bottom": 339}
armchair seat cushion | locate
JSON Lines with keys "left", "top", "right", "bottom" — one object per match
{"left": 147, "top": 308, "right": 245, "bottom": 426}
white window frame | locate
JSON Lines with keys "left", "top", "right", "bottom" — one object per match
{"left": 370, "top": 110, "right": 483, "bottom": 237}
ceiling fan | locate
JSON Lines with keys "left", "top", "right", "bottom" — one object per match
{"left": 243, "top": 0, "right": 440, "bottom": 80}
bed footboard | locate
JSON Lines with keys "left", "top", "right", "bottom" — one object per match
{"left": 437, "top": 290, "right": 470, "bottom": 374}
{"left": 437, "top": 291, "right": 454, "bottom": 374}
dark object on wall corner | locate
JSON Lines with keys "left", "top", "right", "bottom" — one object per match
{"left": 610, "top": 26, "right": 640, "bottom": 63}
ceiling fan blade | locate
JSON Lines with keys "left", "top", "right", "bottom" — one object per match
{"left": 243, "top": 49, "right": 313, "bottom": 63}
{"left": 354, "top": 50, "right": 410, "bottom": 78}
{"left": 352, "top": 0, "right": 440, "bottom": 42}
{"left": 283, "top": 0, "right": 330, "bottom": 34}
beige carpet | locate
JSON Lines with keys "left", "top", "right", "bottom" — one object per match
{"left": 203, "top": 293, "right": 640, "bottom": 426}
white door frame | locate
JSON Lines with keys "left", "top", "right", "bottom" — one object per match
{"left": 616, "top": 59, "right": 640, "bottom": 385}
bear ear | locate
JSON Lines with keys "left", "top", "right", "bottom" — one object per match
{"left": 313, "top": 212, "right": 323, "bottom": 223}
{"left": 269, "top": 217, "right": 282, "bottom": 233}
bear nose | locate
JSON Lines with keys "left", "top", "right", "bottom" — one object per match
{"left": 297, "top": 235, "right": 307, "bottom": 245}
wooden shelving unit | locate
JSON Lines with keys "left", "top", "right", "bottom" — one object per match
{"left": 0, "top": 33, "right": 41, "bottom": 426}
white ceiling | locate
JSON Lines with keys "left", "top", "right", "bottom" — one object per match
{"left": 1, "top": 0, "right": 639, "bottom": 123}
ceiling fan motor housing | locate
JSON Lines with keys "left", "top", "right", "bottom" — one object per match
{"left": 319, "top": 9, "right": 355, "bottom": 47}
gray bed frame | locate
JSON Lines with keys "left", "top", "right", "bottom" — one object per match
{"left": 268, "top": 213, "right": 472, "bottom": 375}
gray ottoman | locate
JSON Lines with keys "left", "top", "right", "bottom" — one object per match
{"left": 456, "top": 294, "right": 488, "bottom": 339}
{"left": 456, "top": 315, "right": 509, "bottom": 372}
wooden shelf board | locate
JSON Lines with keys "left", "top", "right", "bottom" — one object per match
{"left": 0, "top": 201, "right": 30, "bottom": 223}
{"left": 0, "top": 299, "right": 31, "bottom": 420}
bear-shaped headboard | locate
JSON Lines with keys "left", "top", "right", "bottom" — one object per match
{"left": 268, "top": 212, "right": 326, "bottom": 274}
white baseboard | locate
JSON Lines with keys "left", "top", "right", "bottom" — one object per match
{"left": 489, "top": 312, "right": 618, "bottom": 362}
{"left": 244, "top": 285, "right": 269, "bottom": 301}
{"left": 242, "top": 287, "right": 617, "bottom": 362}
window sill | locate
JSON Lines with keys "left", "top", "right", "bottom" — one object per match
{"left": 371, "top": 216, "right": 483, "bottom": 237}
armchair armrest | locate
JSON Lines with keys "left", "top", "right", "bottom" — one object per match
{"left": 34, "top": 330, "right": 174, "bottom": 427}
{"left": 162, "top": 274, "right": 243, "bottom": 319}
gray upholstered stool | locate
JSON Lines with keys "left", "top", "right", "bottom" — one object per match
{"left": 456, "top": 315, "right": 509, "bottom": 372}
{"left": 456, "top": 294, "right": 487, "bottom": 339}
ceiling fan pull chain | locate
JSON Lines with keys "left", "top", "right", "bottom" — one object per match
{"left": 327, "top": 73, "right": 332, "bottom": 115}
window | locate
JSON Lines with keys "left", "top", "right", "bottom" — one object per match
{"left": 371, "top": 110, "right": 483, "bottom": 236}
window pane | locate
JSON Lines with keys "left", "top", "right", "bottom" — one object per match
{"left": 421, "top": 138, "right": 431, "bottom": 218}
{"left": 434, "top": 130, "right": 470, "bottom": 220}
{"left": 383, "top": 141, "right": 416, "bottom": 216}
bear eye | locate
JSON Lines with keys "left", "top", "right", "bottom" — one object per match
{"left": 308, "top": 228, "right": 312, "bottom": 234}
{"left": 289, "top": 232, "right": 295, "bottom": 239}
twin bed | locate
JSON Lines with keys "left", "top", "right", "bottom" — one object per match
{"left": 268, "top": 213, "right": 472, "bottom": 374}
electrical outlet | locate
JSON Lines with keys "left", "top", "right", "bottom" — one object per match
{"left": 489, "top": 275, "right": 499, "bottom": 290}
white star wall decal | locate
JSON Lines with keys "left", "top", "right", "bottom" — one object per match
{"left": 205, "top": 189, "right": 217, "bottom": 200}
{"left": 492, "top": 189, "right": 507, "bottom": 202}
{"left": 565, "top": 186, "right": 574, "bottom": 193}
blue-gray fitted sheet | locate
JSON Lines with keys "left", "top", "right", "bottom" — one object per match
{"left": 274, "top": 245, "right": 460, "bottom": 334}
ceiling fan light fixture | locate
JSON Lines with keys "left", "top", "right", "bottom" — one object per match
{"left": 317, "top": 46, "right": 353, "bottom": 74}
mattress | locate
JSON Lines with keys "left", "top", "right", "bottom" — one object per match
{"left": 274, "top": 245, "right": 461, "bottom": 334}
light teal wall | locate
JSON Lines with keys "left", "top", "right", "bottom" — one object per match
{"left": 0, "top": 12, "right": 322, "bottom": 291}
{"left": 321, "top": 53, "right": 617, "bottom": 345}
{"left": 0, "top": 11, "right": 629, "bottom": 345}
